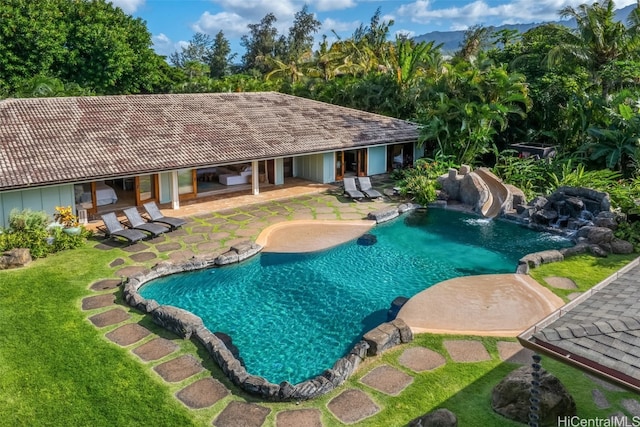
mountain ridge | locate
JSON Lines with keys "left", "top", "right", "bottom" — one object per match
{"left": 412, "top": 4, "right": 635, "bottom": 53}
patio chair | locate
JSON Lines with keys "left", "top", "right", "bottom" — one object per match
{"left": 143, "top": 201, "right": 187, "bottom": 231}
{"left": 99, "top": 212, "right": 147, "bottom": 245}
{"left": 343, "top": 177, "right": 365, "bottom": 200}
{"left": 123, "top": 207, "right": 170, "bottom": 237}
{"left": 357, "top": 177, "right": 383, "bottom": 199}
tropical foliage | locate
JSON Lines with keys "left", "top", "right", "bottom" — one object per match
{"left": 0, "top": 209, "right": 89, "bottom": 258}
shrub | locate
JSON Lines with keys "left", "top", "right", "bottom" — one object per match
{"left": 393, "top": 157, "right": 454, "bottom": 205}
{"left": 8, "top": 208, "right": 50, "bottom": 232}
{"left": 0, "top": 208, "right": 89, "bottom": 258}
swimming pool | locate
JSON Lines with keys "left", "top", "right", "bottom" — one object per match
{"left": 140, "top": 208, "right": 571, "bottom": 384}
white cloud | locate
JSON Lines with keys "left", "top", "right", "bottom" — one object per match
{"left": 395, "top": 29, "right": 416, "bottom": 39}
{"left": 192, "top": 11, "right": 251, "bottom": 39}
{"left": 313, "top": 0, "right": 357, "bottom": 12}
{"left": 321, "top": 17, "right": 361, "bottom": 34}
{"left": 212, "top": 0, "right": 298, "bottom": 21}
{"left": 110, "top": 0, "right": 145, "bottom": 14}
{"left": 151, "top": 33, "right": 186, "bottom": 58}
{"left": 395, "top": 0, "right": 632, "bottom": 29}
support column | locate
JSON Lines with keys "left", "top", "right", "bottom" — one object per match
{"left": 251, "top": 160, "right": 259, "bottom": 195}
{"left": 171, "top": 171, "right": 180, "bottom": 210}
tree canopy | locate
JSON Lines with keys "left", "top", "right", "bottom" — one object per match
{"left": 0, "top": 0, "right": 170, "bottom": 95}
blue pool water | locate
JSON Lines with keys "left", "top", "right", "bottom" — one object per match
{"left": 140, "top": 208, "right": 571, "bottom": 384}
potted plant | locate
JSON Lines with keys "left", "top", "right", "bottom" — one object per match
{"left": 54, "top": 206, "right": 81, "bottom": 235}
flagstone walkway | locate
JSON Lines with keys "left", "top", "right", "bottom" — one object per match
{"left": 80, "top": 177, "right": 639, "bottom": 425}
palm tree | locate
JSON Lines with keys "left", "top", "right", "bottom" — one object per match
{"left": 386, "top": 38, "right": 443, "bottom": 89}
{"left": 547, "top": 0, "right": 639, "bottom": 95}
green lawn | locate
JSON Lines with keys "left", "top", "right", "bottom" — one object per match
{"left": 1, "top": 241, "right": 638, "bottom": 426}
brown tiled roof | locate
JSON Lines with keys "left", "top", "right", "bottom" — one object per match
{"left": 0, "top": 92, "right": 419, "bottom": 190}
{"left": 519, "top": 260, "right": 640, "bottom": 392}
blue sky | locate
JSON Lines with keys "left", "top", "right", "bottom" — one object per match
{"left": 110, "top": 0, "right": 637, "bottom": 58}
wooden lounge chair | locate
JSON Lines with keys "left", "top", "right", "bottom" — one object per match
{"left": 357, "top": 176, "right": 383, "bottom": 199}
{"left": 100, "top": 212, "right": 147, "bottom": 245}
{"left": 343, "top": 177, "right": 365, "bottom": 200}
{"left": 123, "top": 207, "right": 169, "bottom": 237}
{"left": 143, "top": 201, "right": 187, "bottom": 231}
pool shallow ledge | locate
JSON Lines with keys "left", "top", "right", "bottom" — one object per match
{"left": 255, "top": 219, "right": 376, "bottom": 253}
{"left": 397, "top": 273, "right": 565, "bottom": 336}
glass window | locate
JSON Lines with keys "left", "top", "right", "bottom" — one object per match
{"left": 178, "top": 169, "right": 193, "bottom": 194}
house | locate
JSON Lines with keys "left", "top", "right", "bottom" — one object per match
{"left": 0, "top": 92, "right": 421, "bottom": 227}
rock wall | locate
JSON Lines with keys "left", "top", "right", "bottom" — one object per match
{"left": 507, "top": 186, "right": 634, "bottom": 258}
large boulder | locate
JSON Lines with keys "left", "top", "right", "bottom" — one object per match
{"left": 492, "top": 365, "right": 576, "bottom": 426}
{"left": 0, "top": 248, "right": 32, "bottom": 270}
{"left": 459, "top": 172, "right": 490, "bottom": 213}
{"left": 409, "top": 408, "right": 458, "bottom": 427}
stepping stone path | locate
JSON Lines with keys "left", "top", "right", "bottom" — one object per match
{"left": 176, "top": 377, "right": 229, "bottom": 409}
{"left": 276, "top": 409, "right": 323, "bottom": 427}
{"left": 89, "top": 308, "right": 130, "bottom": 327}
{"left": 82, "top": 293, "right": 115, "bottom": 310}
{"left": 168, "top": 250, "right": 195, "bottom": 261}
{"left": 153, "top": 354, "right": 204, "bottom": 382}
{"left": 544, "top": 276, "right": 578, "bottom": 290}
{"left": 133, "top": 338, "right": 178, "bottom": 362}
{"left": 105, "top": 323, "right": 150, "bottom": 346}
{"left": 121, "top": 242, "right": 148, "bottom": 252}
{"left": 443, "top": 340, "right": 491, "bottom": 362}
{"left": 214, "top": 401, "right": 270, "bottom": 427}
{"left": 592, "top": 389, "right": 610, "bottom": 409}
{"left": 360, "top": 364, "right": 413, "bottom": 395}
{"left": 399, "top": 347, "right": 446, "bottom": 372}
{"left": 496, "top": 341, "right": 534, "bottom": 364}
{"left": 156, "top": 242, "right": 182, "bottom": 252}
{"left": 129, "top": 252, "right": 157, "bottom": 262}
{"left": 328, "top": 389, "right": 380, "bottom": 424}
{"left": 90, "top": 279, "right": 121, "bottom": 291}
{"left": 115, "top": 265, "right": 149, "bottom": 277}
{"left": 109, "top": 258, "right": 125, "bottom": 267}
{"left": 622, "top": 399, "right": 640, "bottom": 417}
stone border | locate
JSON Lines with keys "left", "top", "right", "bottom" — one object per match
{"left": 119, "top": 203, "right": 573, "bottom": 401}
{"left": 121, "top": 207, "right": 418, "bottom": 401}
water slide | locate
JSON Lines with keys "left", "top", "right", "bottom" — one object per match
{"left": 474, "top": 168, "right": 512, "bottom": 219}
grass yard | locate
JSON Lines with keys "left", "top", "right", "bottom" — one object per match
{"left": 1, "top": 238, "right": 638, "bottom": 426}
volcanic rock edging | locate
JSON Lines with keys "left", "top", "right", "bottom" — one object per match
{"left": 121, "top": 239, "right": 413, "bottom": 401}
